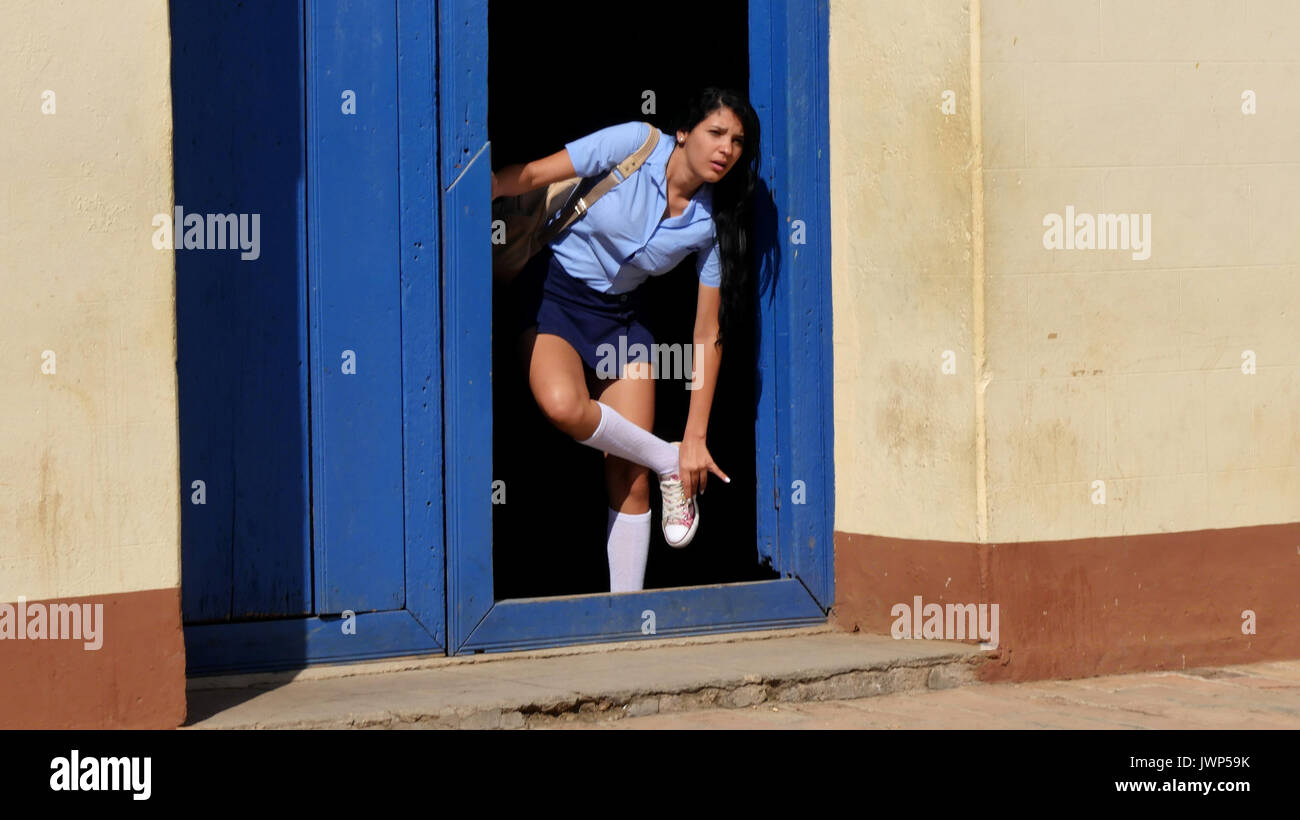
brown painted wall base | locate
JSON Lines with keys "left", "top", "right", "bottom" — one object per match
{"left": 0, "top": 587, "right": 186, "bottom": 729}
{"left": 831, "top": 523, "right": 1300, "bottom": 683}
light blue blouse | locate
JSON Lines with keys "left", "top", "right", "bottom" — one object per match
{"left": 549, "top": 121, "right": 721, "bottom": 295}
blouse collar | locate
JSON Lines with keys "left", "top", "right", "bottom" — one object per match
{"left": 648, "top": 130, "right": 713, "bottom": 223}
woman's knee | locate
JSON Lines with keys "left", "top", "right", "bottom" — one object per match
{"left": 534, "top": 383, "right": 588, "bottom": 431}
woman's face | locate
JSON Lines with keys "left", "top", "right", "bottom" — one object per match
{"left": 678, "top": 106, "right": 746, "bottom": 184}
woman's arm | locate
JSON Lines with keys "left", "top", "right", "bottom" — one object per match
{"left": 494, "top": 121, "right": 652, "bottom": 198}
{"left": 679, "top": 283, "right": 730, "bottom": 499}
{"left": 491, "top": 148, "right": 579, "bottom": 199}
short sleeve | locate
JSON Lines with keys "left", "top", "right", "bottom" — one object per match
{"left": 696, "top": 235, "right": 722, "bottom": 288}
{"left": 563, "top": 121, "right": 652, "bottom": 178}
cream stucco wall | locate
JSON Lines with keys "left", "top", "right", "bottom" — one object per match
{"left": 832, "top": 0, "right": 1300, "bottom": 543}
{"left": 830, "top": 0, "right": 980, "bottom": 542}
{"left": 981, "top": 0, "right": 1300, "bottom": 542}
{"left": 0, "top": 1, "right": 180, "bottom": 600}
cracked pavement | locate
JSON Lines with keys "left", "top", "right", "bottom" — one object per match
{"left": 542, "top": 659, "right": 1300, "bottom": 729}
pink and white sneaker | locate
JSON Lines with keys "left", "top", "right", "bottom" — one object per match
{"left": 658, "top": 442, "right": 699, "bottom": 548}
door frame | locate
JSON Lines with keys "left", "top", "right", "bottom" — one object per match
{"left": 184, "top": 0, "right": 446, "bottom": 675}
{"left": 183, "top": 0, "right": 834, "bottom": 673}
{"left": 440, "top": 0, "right": 834, "bottom": 655}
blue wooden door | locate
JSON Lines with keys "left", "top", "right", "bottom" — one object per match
{"left": 438, "top": 0, "right": 834, "bottom": 654}
{"left": 175, "top": 0, "right": 313, "bottom": 623}
{"left": 180, "top": 0, "right": 446, "bottom": 674}
{"left": 305, "top": 0, "right": 405, "bottom": 614}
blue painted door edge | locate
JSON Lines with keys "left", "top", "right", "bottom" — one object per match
{"left": 751, "top": 0, "right": 835, "bottom": 608}
{"left": 439, "top": 0, "right": 835, "bottom": 656}
{"left": 435, "top": 0, "right": 497, "bottom": 653}
{"left": 396, "top": 0, "right": 449, "bottom": 649}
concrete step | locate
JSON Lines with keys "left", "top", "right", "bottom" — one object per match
{"left": 183, "top": 628, "right": 986, "bottom": 729}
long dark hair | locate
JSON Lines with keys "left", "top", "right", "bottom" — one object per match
{"left": 672, "top": 87, "right": 760, "bottom": 349}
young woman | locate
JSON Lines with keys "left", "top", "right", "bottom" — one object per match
{"left": 491, "top": 87, "right": 760, "bottom": 593}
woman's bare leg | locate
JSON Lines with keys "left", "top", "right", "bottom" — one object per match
{"left": 518, "top": 326, "right": 680, "bottom": 477}
{"left": 517, "top": 330, "right": 667, "bottom": 589}
{"left": 517, "top": 327, "right": 602, "bottom": 440}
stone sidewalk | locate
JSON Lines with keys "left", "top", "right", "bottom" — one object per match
{"left": 185, "top": 624, "right": 1300, "bottom": 729}
{"left": 549, "top": 659, "right": 1300, "bottom": 729}
{"left": 184, "top": 627, "right": 983, "bottom": 729}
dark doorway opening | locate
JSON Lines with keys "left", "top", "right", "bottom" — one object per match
{"left": 488, "top": 0, "right": 771, "bottom": 599}
{"left": 488, "top": 0, "right": 769, "bottom": 600}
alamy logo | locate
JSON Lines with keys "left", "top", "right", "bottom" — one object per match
{"left": 890, "top": 595, "right": 999, "bottom": 650}
{"left": 0, "top": 596, "right": 103, "bottom": 650}
{"left": 1042, "top": 205, "right": 1151, "bottom": 261}
{"left": 595, "top": 337, "right": 703, "bottom": 390}
{"left": 151, "top": 205, "right": 261, "bottom": 260}
{"left": 50, "top": 750, "right": 151, "bottom": 800}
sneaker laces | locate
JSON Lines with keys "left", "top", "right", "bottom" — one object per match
{"left": 660, "top": 473, "right": 693, "bottom": 525}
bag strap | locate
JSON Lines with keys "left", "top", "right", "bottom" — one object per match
{"left": 538, "top": 122, "right": 660, "bottom": 244}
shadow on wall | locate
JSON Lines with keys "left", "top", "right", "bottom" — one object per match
{"left": 487, "top": 0, "right": 784, "bottom": 598}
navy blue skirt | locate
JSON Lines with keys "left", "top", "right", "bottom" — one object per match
{"left": 510, "top": 247, "right": 655, "bottom": 374}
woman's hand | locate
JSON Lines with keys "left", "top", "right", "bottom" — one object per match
{"left": 678, "top": 435, "right": 730, "bottom": 500}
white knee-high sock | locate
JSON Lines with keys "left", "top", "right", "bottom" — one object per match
{"left": 577, "top": 401, "right": 680, "bottom": 477}
{"left": 607, "top": 507, "right": 651, "bottom": 592}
